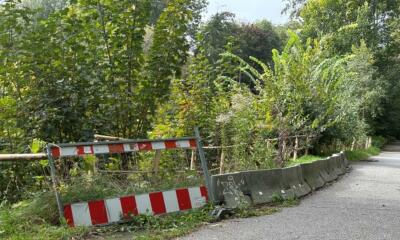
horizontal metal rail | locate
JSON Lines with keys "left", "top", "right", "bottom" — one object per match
{"left": 0, "top": 153, "right": 47, "bottom": 161}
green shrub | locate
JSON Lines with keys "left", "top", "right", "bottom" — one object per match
{"left": 286, "top": 155, "right": 324, "bottom": 167}
{"left": 372, "top": 136, "right": 387, "bottom": 149}
{"left": 345, "top": 147, "right": 380, "bottom": 161}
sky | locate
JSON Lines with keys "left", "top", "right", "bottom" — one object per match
{"left": 205, "top": 0, "right": 290, "bottom": 25}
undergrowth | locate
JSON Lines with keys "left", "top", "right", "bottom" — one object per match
{"left": 0, "top": 193, "right": 299, "bottom": 240}
{"left": 345, "top": 146, "right": 380, "bottom": 161}
{"left": 286, "top": 155, "right": 324, "bottom": 167}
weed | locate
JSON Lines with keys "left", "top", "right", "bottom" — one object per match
{"left": 286, "top": 155, "right": 324, "bottom": 167}
{"left": 345, "top": 147, "right": 380, "bottom": 161}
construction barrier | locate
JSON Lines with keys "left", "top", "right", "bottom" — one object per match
{"left": 211, "top": 172, "right": 250, "bottom": 208}
{"left": 300, "top": 161, "right": 325, "bottom": 191}
{"left": 64, "top": 186, "right": 208, "bottom": 227}
{"left": 332, "top": 154, "right": 346, "bottom": 175}
{"left": 212, "top": 152, "right": 349, "bottom": 207}
{"left": 46, "top": 128, "right": 213, "bottom": 227}
{"left": 245, "top": 169, "right": 284, "bottom": 204}
{"left": 318, "top": 159, "right": 337, "bottom": 183}
{"left": 281, "top": 166, "right": 311, "bottom": 199}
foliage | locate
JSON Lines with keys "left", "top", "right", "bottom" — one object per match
{"left": 286, "top": 155, "right": 324, "bottom": 167}
{"left": 345, "top": 146, "right": 380, "bottom": 161}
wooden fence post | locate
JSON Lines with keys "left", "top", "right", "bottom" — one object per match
{"left": 219, "top": 148, "right": 225, "bottom": 174}
{"left": 190, "top": 149, "right": 196, "bottom": 170}
{"left": 293, "top": 136, "right": 298, "bottom": 160}
{"left": 153, "top": 150, "right": 161, "bottom": 174}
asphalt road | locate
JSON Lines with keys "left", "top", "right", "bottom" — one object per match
{"left": 180, "top": 144, "right": 400, "bottom": 240}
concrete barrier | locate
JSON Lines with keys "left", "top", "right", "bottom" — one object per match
{"left": 329, "top": 155, "right": 345, "bottom": 176}
{"left": 211, "top": 172, "right": 251, "bottom": 208}
{"left": 281, "top": 165, "right": 311, "bottom": 199}
{"left": 244, "top": 169, "right": 284, "bottom": 204}
{"left": 332, "top": 154, "right": 346, "bottom": 175}
{"left": 211, "top": 152, "right": 349, "bottom": 208}
{"left": 300, "top": 161, "right": 325, "bottom": 191}
{"left": 336, "top": 152, "right": 347, "bottom": 173}
{"left": 341, "top": 151, "right": 350, "bottom": 167}
{"left": 318, "top": 159, "right": 337, "bottom": 183}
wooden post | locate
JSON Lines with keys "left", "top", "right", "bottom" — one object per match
{"left": 351, "top": 139, "right": 356, "bottom": 151}
{"left": 190, "top": 149, "right": 196, "bottom": 170}
{"left": 219, "top": 148, "right": 225, "bottom": 174}
{"left": 153, "top": 150, "right": 161, "bottom": 174}
{"left": 293, "top": 136, "right": 298, "bottom": 160}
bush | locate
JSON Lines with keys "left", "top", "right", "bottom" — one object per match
{"left": 372, "top": 136, "right": 387, "bottom": 149}
{"left": 345, "top": 146, "right": 380, "bottom": 161}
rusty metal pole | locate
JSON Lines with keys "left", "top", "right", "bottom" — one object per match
{"left": 46, "top": 144, "right": 64, "bottom": 221}
{"left": 194, "top": 127, "right": 214, "bottom": 203}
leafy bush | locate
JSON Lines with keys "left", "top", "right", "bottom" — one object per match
{"left": 372, "top": 136, "right": 387, "bottom": 149}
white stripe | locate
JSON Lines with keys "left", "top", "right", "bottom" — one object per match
{"left": 151, "top": 141, "right": 166, "bottom": 150}
{"left": 135, "top": 194, "right": 153, "bottom": 215}
{"left": 123, "top": 144, "right": 132, "bottom": 152}
{"left": 162, "top": 191, "right": 179, "bottom": 213}
{"left": 71, "top": 202, "right": 92, "bottom": 226}
{"left": 188, "top": 187, "right": 205, "bottom": 208}
{"left": 176, "top": 140, "right": 190, "bottom": 148}
{"left": 83, "top": 146, "right": 92, "bottom": 154}
{"left": 105, "top": 198, "right": 123, "bottom": 223}
{"left": 93, "top": 145, "right": 109, "bottom": 154}
{"left": 60, "top": 147, "right": 77, "bottom": 157}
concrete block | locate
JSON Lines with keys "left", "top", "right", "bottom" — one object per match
{"left": 281, "top": 165, "right": 311, "bottom": 199}
{"left": 300, "top": 161, "right": 325, "bottom": 191}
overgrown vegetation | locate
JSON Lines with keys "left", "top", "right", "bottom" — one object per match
{"left": 345, "top": 147, "right": 381, "bottom": 161}
{"left": 1, "top": 0, "right": 399, "bottom": 238}
{"left": 287, "top": 155, "right": 324, "bottom": 166}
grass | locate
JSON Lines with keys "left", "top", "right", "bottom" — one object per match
{"left": 345, "top": 146, "right": 381, "bottom": 161}
{"left": 286, "top": 155, "right": 324, "bottom": 167}
{"left": 0, "top": 194, "right": 299, "bottom": 240}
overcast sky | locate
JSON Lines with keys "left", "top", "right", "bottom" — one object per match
{"left": 205, "top": 0, "right": 289, "bottom": 24}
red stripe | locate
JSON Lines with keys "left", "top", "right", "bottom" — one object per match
{"left": 51, "top": 147, "right": 60, "bottom": 158}
{"left": 88, "top": 200, "right": 108, "bottom": 225}
{"left": 176, "top": 188, "right": 192, "bottom": 210}
{"left": 108, "top": 144, "right": 124, "bottom": 153}
{"left": 164, "top": 140, "right": 177, "bottom": 149}
{"left": 63, "top": 204, "right": 75, "bottom": 227}
{"left": 76, "top": 146, "right": 93, "bottom": 155}
{"left": 120, "top": 196, "right": 138, "bottom": 219}
{"left": 149, "top": 192, "right": 166, "bottom": 215}
{"left": 189, "top": 139, "right": 197, "bottom": 148}
{"left": 76, "top": 146, "right": 85, "bottom": 155}
{"left": 138, "top": 142, "right": 152, "bottom": 151}
{"left": 200, "top": 186, "right": 208, "bottom": 201}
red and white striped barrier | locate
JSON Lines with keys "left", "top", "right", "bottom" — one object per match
{"left": 64, "top": 186, "right": 208, "bottom": 227}
{"left": 51, "top": 139, "right": 197, "bottom": 158}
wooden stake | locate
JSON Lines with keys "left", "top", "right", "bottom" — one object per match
{"left": 219, "top": 149, "right": 225, "bottom": 174}
{"left": 190, "top": 149, "right": 196, "bottom": 170}
{"left": 293, "top": 137, "right": 298, "bottom": 160}
{"left": 153, "top": 150, "right": 161, "bottom": 173}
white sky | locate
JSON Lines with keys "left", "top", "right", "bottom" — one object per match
{"left": 205, "top": 0, "right": 290, "bottom": 24}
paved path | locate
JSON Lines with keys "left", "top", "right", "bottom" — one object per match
{"left": 180, "top": 144, "right": 400, "bottom": 240}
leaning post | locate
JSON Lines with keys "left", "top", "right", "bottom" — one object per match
{"left": 194, "top": 127, "right": 215, "bottom": 203}
{"left": 46, "top": 144, "right": 64, "bottom": 221}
